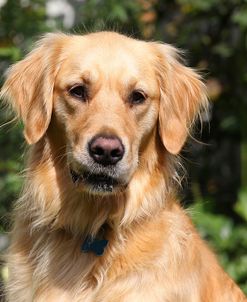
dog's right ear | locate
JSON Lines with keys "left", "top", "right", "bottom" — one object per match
{"left": 0, "top": 33, "right": 68, "bottom": 144}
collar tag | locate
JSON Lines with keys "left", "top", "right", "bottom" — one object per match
{"left": 81, "top": 235, "right": 108, "bottom": 256}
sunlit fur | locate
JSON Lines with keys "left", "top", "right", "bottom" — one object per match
{"left": 1, "top": 32, "right": 246, "bottom": 302}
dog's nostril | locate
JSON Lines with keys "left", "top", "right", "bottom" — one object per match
{"left": 93, "top": 147, "right": 104, "bottom": 156}
{"left": 111, "top": 148, "right": 122, "bottom": 158}
{"left": 89, "top": 135, "right": 124, "bottom": 166}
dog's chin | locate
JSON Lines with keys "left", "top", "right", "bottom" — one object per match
{"left": 70, "top": 169, "right": 125, "bottom": 195}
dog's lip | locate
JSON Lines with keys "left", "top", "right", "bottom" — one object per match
{"left": 70, "top": 169, "right": 81, "bottom": 183}
{"left": 70, "top": 169, "right": 119, "bottom": 187}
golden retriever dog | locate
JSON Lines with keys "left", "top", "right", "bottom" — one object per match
{"left": 1, "top": 31, "right": 246, "bottom": 302}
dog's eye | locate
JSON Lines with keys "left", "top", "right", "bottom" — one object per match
{"left": 69, "top": 85, "right": 88, "bottom": 101}
{"left": 129, "top": 90, "right": 146, "bottom": 105}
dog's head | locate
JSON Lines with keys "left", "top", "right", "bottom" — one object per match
{"left": 1, "top": 32, "right": 207, "bottom": 195}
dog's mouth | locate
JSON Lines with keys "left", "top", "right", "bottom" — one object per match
{"left": 70, "top": 169, "right": 119, "bottom": 193}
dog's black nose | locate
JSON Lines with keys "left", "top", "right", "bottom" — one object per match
{"left": 88, "top": 135, "right": 124, "bottom": 166}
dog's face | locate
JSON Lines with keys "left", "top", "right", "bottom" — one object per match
{"left": 54, "top": 34, "right": 160, "bottom": 193}
{"left": 1, "top": 32, "right": 207, "bottom": 195}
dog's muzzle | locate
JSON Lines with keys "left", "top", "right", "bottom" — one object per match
{"left": 69, "top": 134, "right": 127, "bottom": 193}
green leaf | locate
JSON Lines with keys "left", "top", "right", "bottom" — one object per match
{"left": 235, "top": 188, "right": 247, "bottom": 221}
{"left": 0, "top": 47, "right": 21, "bottom": 61}
{"left": 232, "top": 7, "right": 247, "bottom": 28}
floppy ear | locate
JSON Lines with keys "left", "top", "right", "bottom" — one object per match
{"left": 154, "top": 44, "right": 208, "bottom": 154}
{"left": 0, "top": 33, "right": 67, "bottom": 144}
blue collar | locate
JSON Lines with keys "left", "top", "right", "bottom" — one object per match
{"left": 81, "top": 235, "right": 108, "bottom": 256}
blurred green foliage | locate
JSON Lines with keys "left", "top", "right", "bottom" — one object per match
{"left": 191, "top": 199, "right": 247, "bottom": 293}
{"left": 0, "top": 0, "right": 246, "bottom": 293}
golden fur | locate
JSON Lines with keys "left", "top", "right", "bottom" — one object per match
{"left": 1, "top": 31, "right": 246, "bottom": 301}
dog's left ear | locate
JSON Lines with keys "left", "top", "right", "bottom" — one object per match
{"left": 154, "top": 44, "right": 208, "bottom": 154}
{"left": 1, "top": 33, "right": 67, "bottom": 144}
